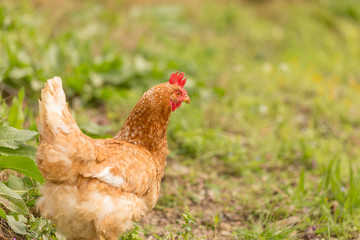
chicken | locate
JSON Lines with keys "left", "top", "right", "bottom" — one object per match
{"left": 36, "top": 72, "right": 190, "bottom": 240}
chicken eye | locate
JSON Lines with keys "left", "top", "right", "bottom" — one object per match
{"left": 177, "top": 92, "right": 181, "bottom": 96}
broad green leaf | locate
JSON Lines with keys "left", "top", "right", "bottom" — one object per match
{"left": 7, "top": 175, "right": 26, "bottom": 192}
{"left": 0, "top": 126, "right": 38, "bottom": 149}
{"left": 0, "top": 144, "right": 37, "bottom": 160}
{"left": 0, "top": 182, "right": 23, "bottom": 199}
{"left": 0, "top": 156, "right": 44, "bottom": 183}
{"left": 7, "top": 215, "right": 27, "bottom": 234}
{"left": 0, "top": 182, "right": 29, "bottom": 214}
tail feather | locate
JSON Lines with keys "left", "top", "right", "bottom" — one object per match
{"left": 36, "top": 77, "right": 95, "bottom": 183}
{"left": 37, "top": 77, "right": 80, "bottom": 138}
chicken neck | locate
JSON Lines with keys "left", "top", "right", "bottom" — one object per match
{"left": 114, "top": 84, "right": 172, "bottom": 168}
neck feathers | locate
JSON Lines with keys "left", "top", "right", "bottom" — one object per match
{"left": 115, "top": 83, "right": 172, "bottom": 163}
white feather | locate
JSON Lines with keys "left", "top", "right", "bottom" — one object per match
{"left": 43, "top": 76, "right": 70, "bottom": 134}
{"left": 93, "top": 167, "right": 124, "bottom": 187}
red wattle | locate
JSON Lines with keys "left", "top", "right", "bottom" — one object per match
{"left": 170, "top": 100, "right": 182, "bottom": 111}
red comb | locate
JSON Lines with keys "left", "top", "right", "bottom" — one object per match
{"left": 169, "top": 71, "right": 187, "bottom": 88}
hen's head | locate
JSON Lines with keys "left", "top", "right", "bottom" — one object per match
{"left": 116, "top": 72, "right": 190, "bottom": 150}
{"left": 168, "top": 72, "right": 191, "bottom": 111}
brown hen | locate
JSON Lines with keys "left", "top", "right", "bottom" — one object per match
{"left": 36, "top": 72, "right": 190, "bottom": 240}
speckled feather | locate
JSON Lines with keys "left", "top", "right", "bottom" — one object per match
{"left": 36, "top": 74, "right": 189, "bottom": 240}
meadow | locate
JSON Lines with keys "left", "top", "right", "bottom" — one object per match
{"left": 1, "top": 0, "right": 360, "bottom": 239}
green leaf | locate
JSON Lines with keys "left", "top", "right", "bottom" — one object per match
{"left": 0, "top": 208, "right": 6, "bottom": 219}
{"left": 0, "top": 156, "right": 44, "bottom": 183}
{"left": 8, "top": 67, "right": 33, "bottom": 80}
{"left": 8, "top": 88, "right": 25, "bottom": 129}
{"left": 298, "top": 168, "right": 305, "bottom": 193}
{"left": 7, "top": 175, "right": 26, "bottom": 192}
{"left": 80, "top": 121, "right": 112, "bottom": 136}
{"left": 0, "top": 144, "right": 37, "bottom": 160}
{"left": 7, "top": 215, "right": 27, "bottom": 234}
{"left": 0, "top": 182, "right": 29, "bottom": 214}
{"left": 0, "top": 126, "right": 38, "bottom": 149}
{"left": 0, "top": 182, "right": 23, "bottom": 199}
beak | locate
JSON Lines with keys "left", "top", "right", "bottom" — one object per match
{"left": 183, "top": 96, "right": 191, "bottom": 104}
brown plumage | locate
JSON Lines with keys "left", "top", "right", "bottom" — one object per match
{"left": 36, "top": 73, "right": 190, "bottom": 240}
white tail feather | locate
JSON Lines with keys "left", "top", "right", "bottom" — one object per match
{"left": 37, "top": 76, "right": 80, "bottom": 137}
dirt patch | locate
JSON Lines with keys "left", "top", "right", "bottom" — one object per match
{"left": 140, "top": 161, "right": 244, "bottom": 239}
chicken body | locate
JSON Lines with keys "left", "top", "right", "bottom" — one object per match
{"left": 36, "top": 75, "right": 189, "bottom": 239}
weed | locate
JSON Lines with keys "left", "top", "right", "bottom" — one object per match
{"left": 176, "top": 208, "right": 197, "bottom": 240}
{"left": 119, "top": 224, "right": 143, "bottom": 240}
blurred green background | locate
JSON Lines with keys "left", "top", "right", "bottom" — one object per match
{"left": 1, "top": 0, "right": 360, "bottom": 239}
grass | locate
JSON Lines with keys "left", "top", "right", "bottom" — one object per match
{"left": 1, "top": 0, "right": 360, "bottom": 239}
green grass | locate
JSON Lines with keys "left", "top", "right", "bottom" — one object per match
{"left": 1, "top": 0, "right": 360, "bottom": 239}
